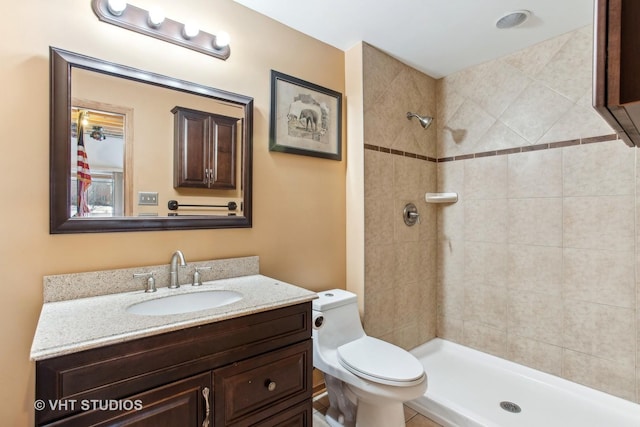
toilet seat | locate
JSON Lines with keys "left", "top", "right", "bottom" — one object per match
{"left": 337, "top": 336, "right": 425, "bottom": 387}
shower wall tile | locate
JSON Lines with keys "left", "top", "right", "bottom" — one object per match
{"left": 503, "top": 31, "right": 573, "bottom": 77}
{"left": 363, "top": 26, "right": 639, "bottom": 403}
{"left": 365, "top": 244, "right": 396, "bottom": 294}
{"left": 463, "top": 284, "right": 507, "bottom": 329}
{"left": 534, "top": 26, "right": 593, "bottom": 103}
{"left": 438, "top": 26, "right": 612, "bottom": 158}
{"left": 563, "top": 196, "right": 635, "bottom": 252}
{"left": 456, "top": 60, "right": 531, "bottom": 119}
{"left": 362, "top": 43, "right": 437, "bottom": 348}
{"left": 437, "top": 315, "right": 463, "bottom": 344}
{"left": 563, "top": 349, "right": 636, "bottom": 401}
{"left": 563, "top": 248, "right": 635, "bottom": 308}
{"left": 507, "top": 198, "right": 563, "bottom": 246}
{"left": 363, "top": 279, "right": 396, "bottom": 338}
{"left": 464, "top": 199, "right": 508, "bottom": 243}
{"left": 434, "top": 26, "right": 637, "bottom": 403}
{"left": 462, "top": 321, "right": 507, "bottom": 358}
{"left": 437, "top": 239, "right": 465, "bottom": 285}
{"left": 563, "top": 300, "right": 635, "bottom": 366}
{"left": 362, "top": 41, "right": 405, "bottom": 109}
{"left": 538, "top": 103, "right": 617, "bottom": 144}
{"left": 499, "top": 81, "right": 574, "bottom": 144}
{"left": 437, "top": 276, "right": 464, "bottom": 316}
{"left": 393, "top": 322, "right": 421, "bottom": 351}
{"left": 394, "top": 278, "right": 422, "bottom": 329}
{"left": 437, "top": 162, "right": 465, "bottom": 241}
{"left": 507, "top": 336, "right": 562, "bottom": 377}
{"left": 464, "top": 155, "right": 507, "bottom": 200}
{"left": 475, "top": 121, "right": 530, "bottom": 153}
{"left": 507, "top": 149, "right": 562, "bottom": 198}
{"left": 507, "top": 244, "right": 563, "bottom": 295}
{"left": 364, "top": 197, "right": 394, "bottom": 245}
{"left": 563, "top": 140, "right": 635, "bottom": 197}
{"left": 364, "top": 149, "right": 393, "bottom": 200}
{"left": 507, "top": 291, "right": 563, "bottom": 346}
{"left": 440, "top": 100, "right": 495, "bottom": 157}
{"left": 394, "top": 241, "right": 421, "bottom": 287}
{"left": 464, "top": 242, "right": 507, "bottom": 287}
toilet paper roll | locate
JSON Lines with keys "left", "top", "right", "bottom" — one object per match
{"left": 312, "top": 312, "right": 324, "bottom": 329}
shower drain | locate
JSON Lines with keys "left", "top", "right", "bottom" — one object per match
{"left": 499, "top": 401, "right": 522, "bottom": 413}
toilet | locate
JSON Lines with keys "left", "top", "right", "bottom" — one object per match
{"left": 312, "top": 289, "right": 427, "bottom": 427}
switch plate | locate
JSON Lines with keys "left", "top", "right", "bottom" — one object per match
{"left": 138, "top": 192, "right": 158, "bottom": 206}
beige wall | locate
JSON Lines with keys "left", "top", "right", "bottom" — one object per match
{"left": 0, "top": 0, "right": 345, "bottom": 423}
{"left": 436, "top": 26, "right": 639, "bottom": 402}
{"left": 361, "top": 44, "right": 438, "bottom": 350}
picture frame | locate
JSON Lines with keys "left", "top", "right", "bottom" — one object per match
{"left": 269, "top": 70, "right": 342, "bottom": 161}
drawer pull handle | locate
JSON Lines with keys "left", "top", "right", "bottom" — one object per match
{"left": 265, "top": 380, "right": 277, "bottom": 392}
{"left": 202, "top": 386, "right": 210, "bottom": 427}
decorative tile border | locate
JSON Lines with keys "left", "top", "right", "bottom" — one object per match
{"left": 364, "top": 134, "right": 620, "bottom": 163}
{"left": 363, "top": 143, "right": 437, "bottom": 162}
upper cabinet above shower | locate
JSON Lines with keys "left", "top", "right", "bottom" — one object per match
{"left": 593, "top": 0, "right": 640, "bottom": 147}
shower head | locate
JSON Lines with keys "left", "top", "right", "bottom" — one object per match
{"left": 407, "top": 112, "right": 433, "bottom": 129}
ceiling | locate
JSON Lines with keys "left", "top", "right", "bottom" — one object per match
{"left": 232, "top": 0, "right": 594, "bottom": 78}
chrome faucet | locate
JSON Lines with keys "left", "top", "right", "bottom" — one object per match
{"left": 169, "top": 250, "right": 187, "bottom": 289}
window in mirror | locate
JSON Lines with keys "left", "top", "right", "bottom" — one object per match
{"left": 70, "top": 105, "right": 129, "bottom": 217}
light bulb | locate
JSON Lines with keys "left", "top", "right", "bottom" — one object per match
{"left": 106, "top": 0, "right": 127, "bottom": 16}
{"left": 147, "top": 7, "right": 165, "bottom": 28}
{"left": 214, "top": 31, "right": 230, "bottom": 48}
{"left": 182, "top": 22, "right": 199, "bottom": 39}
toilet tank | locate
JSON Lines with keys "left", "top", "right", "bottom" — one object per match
{"left": 312, "top": 289, "right": 365, "bottom": 349}
{"left": 312, "top": 289, "right": 358, "bottom": 311}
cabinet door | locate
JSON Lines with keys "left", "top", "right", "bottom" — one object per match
{"left": 173, "top": 107, "right": 210, "bottom": 188}
{"left": 210, "top": 115, "right": 238, "bottom": 189}
{"left": 173, "top": 106, "right": 239, "bottom": 189}
{"left": 42, "top": 372, "right": 211, "bottom": 427}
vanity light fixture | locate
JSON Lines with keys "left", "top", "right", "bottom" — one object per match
{"left": 91, "top": 0, "right": 231, "bottom": 60}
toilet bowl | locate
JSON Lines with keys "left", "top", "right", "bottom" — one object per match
{"left": 312, "top": 289, "right": 427, "bottom": 427}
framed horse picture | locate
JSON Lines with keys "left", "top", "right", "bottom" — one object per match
{"left": 269, "top": 70, "right": 342, "bottom": 160}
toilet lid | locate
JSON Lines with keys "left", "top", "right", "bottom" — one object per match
{"left": 337, "top": 336, "right": 425, "bottom": 387}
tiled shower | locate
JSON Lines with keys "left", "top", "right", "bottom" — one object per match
{"left": 361, "top": 25, "right": 640, "bottom": 403}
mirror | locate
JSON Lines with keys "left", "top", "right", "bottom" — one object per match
{"left": 50, "top": 47, "right": 253, "bottom": 233}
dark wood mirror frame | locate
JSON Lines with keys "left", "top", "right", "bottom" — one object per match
{"left": 50, "top": 47, "right": 253, "bottom": 233}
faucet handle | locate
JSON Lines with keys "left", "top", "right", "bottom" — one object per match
{"left": 133, "top": 272, "right": 157, "bottom": 293}
{"left": 192, "top": 266, "right": 212, "bottom": 286}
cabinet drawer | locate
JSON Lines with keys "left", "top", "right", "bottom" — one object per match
{"left": 252, "top": 400, "right": 311, "bottom": 427}
{"left": 214, "top": 340, "right": 312, "bottom": 426}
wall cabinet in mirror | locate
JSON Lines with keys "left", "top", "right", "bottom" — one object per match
{"left": 49, "top": 47, "right": 253, "bottom": 233}
{"left": 172, "top": 106, "right": 238, "bottom": 189}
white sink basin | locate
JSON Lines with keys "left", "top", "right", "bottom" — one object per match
{"left": 126, "top": 290, "right": 243, "bottom": 316}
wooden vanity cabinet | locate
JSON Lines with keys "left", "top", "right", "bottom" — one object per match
{"left": 593, "top": 0, "right": 640, "bottom": 146}
{"left": 35, "top": 303, "right": 312, "bottom": 427}
{"left": 173, "top": 106, "right": 239, "bottom": 189}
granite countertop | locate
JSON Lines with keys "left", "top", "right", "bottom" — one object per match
{"left": 31, "top": 274, "right": 316, "bottom": 361}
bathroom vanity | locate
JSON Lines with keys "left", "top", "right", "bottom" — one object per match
{"left": 31, "top": 259, "right": 316, "bottom": 426}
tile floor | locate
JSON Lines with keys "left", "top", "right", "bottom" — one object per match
{"left": 312, "top": 392, "right": 442, "bottom": 427}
